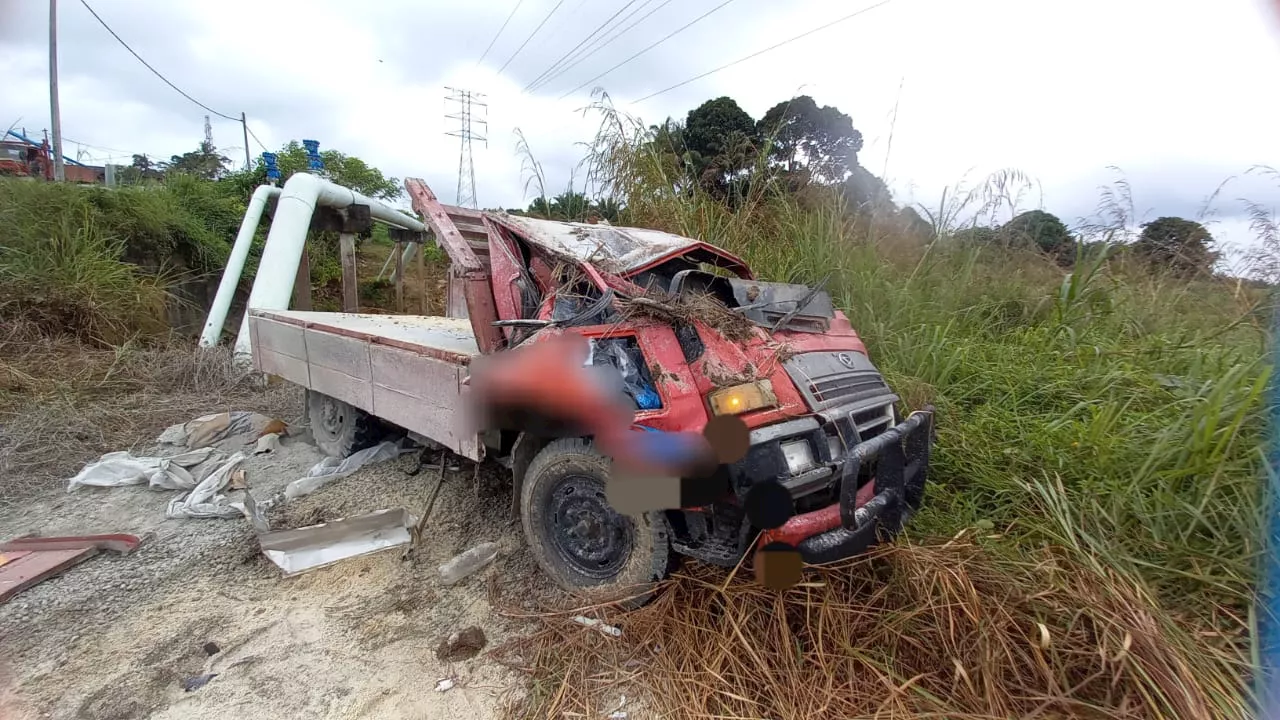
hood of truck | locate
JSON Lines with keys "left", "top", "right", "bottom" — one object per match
{"left": 492, "top": 213, "right": 753, "bottom": 278}
{"left": 676, "top": 308, "right": 898, "bottom": 430}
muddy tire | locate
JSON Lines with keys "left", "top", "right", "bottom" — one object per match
{"left": 306, "top": 390, "right": 382, "bottom": 459}
{"left": 521, "top": 438, "right": 670, "bottom": 608}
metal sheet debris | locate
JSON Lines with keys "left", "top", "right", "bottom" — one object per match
{"left": 255, "top": 508, "right": 413, "bottom": 576}
{"left": 0, "top": 534, "right": 141, "bottom": 602}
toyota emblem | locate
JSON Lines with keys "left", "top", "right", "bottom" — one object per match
{"left": 837, "top": 353, "right": 855, "bottom": 369}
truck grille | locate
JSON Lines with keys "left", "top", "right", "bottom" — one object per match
{"left": 811, "top": 375, "right": 890, "bottom": 404}
{"left": 784, "top": 351, "right": 898, "bottom": 413}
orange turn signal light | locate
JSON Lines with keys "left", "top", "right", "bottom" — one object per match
{"left": 708, "top": 380, "right": 778, "bottom": 416}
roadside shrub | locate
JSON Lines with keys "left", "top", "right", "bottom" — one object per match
{"left": 0, "top": 177, "right": 246, "bottom": 342}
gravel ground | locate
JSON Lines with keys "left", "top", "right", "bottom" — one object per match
{"left": 0, "top": 404, "right": 554, "bottom": 719}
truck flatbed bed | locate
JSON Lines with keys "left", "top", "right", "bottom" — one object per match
{"left": 249, "top": 309, "right": 482, "bottom": 459}
{"left": 253, "top": 310, "right": 479, "bottom": 362}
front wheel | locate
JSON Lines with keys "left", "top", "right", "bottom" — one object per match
{"left": 520, "top": 438, "right": 670, "bottom": 608}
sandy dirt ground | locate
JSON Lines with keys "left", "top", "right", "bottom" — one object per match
{"left": 0, "top": 402, "right": 566, "bottom": 720}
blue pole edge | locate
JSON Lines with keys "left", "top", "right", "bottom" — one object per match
{"left": 1259, "top": 289, "right": 1280, "bottom": 719}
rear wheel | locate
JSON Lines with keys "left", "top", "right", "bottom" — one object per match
{"left": 521, "top": 438, "right": 670, "bottom": 608}
{"left": 306, "top": 390, "right": 383, "bottom": 459}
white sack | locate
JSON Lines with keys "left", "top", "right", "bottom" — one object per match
{"left": 66, "top": 447, "right": 220, "bottom": 492}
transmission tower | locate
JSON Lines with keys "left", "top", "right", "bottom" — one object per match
{"left": 203, "top": 115, "right": 213, "bottom": 151}
{"left": 444, "top": 87, "right": 487, "bottom": 209}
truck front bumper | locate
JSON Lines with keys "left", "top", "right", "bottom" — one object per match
{"left": 760, "top": 406, "right": 935, "bottom": 563}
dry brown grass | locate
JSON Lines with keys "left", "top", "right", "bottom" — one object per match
{"left": 0, "top": 320, "right": 302, "bottom": 507}
{"left": 495, "top": 535, "right": 1252, "bottom": 720}
{"left": 614, "top": 287, "right": 758, "bottom": 343}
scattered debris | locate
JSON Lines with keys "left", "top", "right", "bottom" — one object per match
{"left": 571, "top": 616, "right": 622, "bottom": 637}
{"left": 66, "top": 447, "right": 219, "bottom": 492}
{"left": 254, "top": 508, "right": 413, "bottom": 576}
{"left": 0, "top": 534, "right": 140, "bottom": 554}
{"left": 165, "top": 453, "right": 247, "bottom": 520}
{"left": 253, "top": 433, "right": 281, "bottom": 455}
{"left": 436, "top": 626, "right": 487, "bottom": 662}
{"left": 181, "top": 674, "right": 217, "bottom": 692}
{"left": 175, "top": 411, "right": 283, "bottom": 449}
{"left": 435, "top": 678, "right": 455, "bottom": 693}
{"left": 283, "top": 441, "right": 404, "bottom": 501}
{"left": 405, "top": 460, "right": 447, "bottom": 560}
{"left": 64, "top": 409, "right": 284, "bottom": 521}
{"left": 615, "top": 287, "right": 756, "bottom": 343}
{"left": 202, "top": 642, "right": 221, "bottom": 657}
{"left": 438, "top": 541, "right": 499, "bottom": 586}
{"left": 0, "top": 534, "right": 141, "bottom": 602}
{"left": 228, "top": 468, "right": 248, "bottom": 490}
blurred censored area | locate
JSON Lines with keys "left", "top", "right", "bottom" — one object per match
{"left": 464, "top": 332, "right": 804, "bottom": 589}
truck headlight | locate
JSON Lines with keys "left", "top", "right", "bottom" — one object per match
{"left": 781, "top": 439, "right": 815, "bottom": 474}
{"left": 707, "top": 380, "right": 778, "bottom": 416}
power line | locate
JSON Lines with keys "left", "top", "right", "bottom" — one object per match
{"left": 522, "top": 0, "right": 646, "bottom": 92}
{"left": 558, "top": 0, "right": 740, "bottom": 100}
{"left": 244, "top": 124, "right": 270, "bottom": 153}
{"left": 476, "top": 0, "right": 527, "bottom": 66}
{"left": 78, "top": 0, "right": 239, "bottom": 122}
{"left": 61, "top": 136, "right": 130, "bottom": 154}
{"left": 634, "top": 0, "right": 898, "bottom": 104}
{"left": 495, "top": 0, "right": 568, "bottom": 75}
{"left": 529, "top": 0, "right": 673, "bottom": 94}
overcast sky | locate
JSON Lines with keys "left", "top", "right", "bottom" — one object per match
{"left": 2, "top": 0, "right": 1278, "bottom": 266}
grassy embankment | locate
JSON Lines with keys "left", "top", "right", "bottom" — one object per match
{"left": 499, "top": 101, "right": 1273, "bottom": 719}
{"left": 0, "top": 118, "right": 1273, "bottom": 716}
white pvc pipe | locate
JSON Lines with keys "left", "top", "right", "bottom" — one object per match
{"left": 199, "top": 185, "right": 281, "bottom": 348}
{"left": 232, "top": 173, "right": 427, "bottom": 358}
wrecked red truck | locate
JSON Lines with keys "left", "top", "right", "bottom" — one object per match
{"left": 246, "top": 177, "right": 934, "bottom": 598}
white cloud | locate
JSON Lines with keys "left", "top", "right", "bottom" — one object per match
{"left": 1, "top": 0, "right": 1276, "bottom": 251}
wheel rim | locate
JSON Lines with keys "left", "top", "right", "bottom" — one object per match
{"left": 316, "top": 396, "right": 345, "bottom": 438}
{"left": 544, "top": 474, "right": 633, "bottom": 579}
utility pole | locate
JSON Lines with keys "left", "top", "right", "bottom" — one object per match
{"left": 444, "top": 87, "right": 487, "bottom": 209}
{"left": 48, "top": 0, "right": 65, "bottom": 182}
{"left": 240, "top": 112, "right": 251, "bottom": 170}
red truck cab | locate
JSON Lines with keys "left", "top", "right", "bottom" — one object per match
{"left": 405, "top": 179, "right": 934, "bottom": 597}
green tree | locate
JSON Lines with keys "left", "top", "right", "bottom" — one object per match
{"left": 758, "top": 95, "right": 863, "bottom": 184}
{"left": 591, "top": 197, "right": 622, "bottom": 223}
{"left": 526, "top": 196, "right": 553, "bottom": 218}
{"left": 841, "top": 165, "right": 892, "bottom": 210}
{"left": 228, "top": 141, "right": 402, "bottom": 200}
{"left": 1000, "top": 210, "right": 1074, "bottom": 254}
{"left": 684, "top": 97, "right": 757, "bottom": 162}
{"left": 684, "top": 97, "right": 759, "bottom": 196}
{"left": 550, "top": 190, "right": 591, "bottom": 220}
{"left": 1133, "top": 216, "right": 1219, "bottom": 277}
{"left": 116, "top": 153, "right": 166, "bottom": 184}
{"left": 168, "top": 138, "right": 231, "bottom": 180}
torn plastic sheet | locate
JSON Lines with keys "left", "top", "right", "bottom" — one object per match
{"left": 66, "top": 447, "right": 250, "bottom": 520}
{"left": 283, "top": 441, "right": 403, "bottom": 501}
{"left": 66, "top": 447, "right": 221, "bottom": 492}
{"left": 166, "top": 452, "right": 247, "bottom": 520}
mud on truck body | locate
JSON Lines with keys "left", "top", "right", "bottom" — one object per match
{"left": 247, "top": 177, "right": 934, "bottom": 600}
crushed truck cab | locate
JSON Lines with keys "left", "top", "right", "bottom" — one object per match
{"left": 245, "top": 175, "right": 934, "bottom": 601}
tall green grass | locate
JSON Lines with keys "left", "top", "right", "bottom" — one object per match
{"left": 570, "top": 93, "right": 1272, "bottom": 623}
{"left": 0, "top": 177, "right": 246, "bottom": 343}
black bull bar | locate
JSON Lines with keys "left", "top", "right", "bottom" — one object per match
{"left": 796, "top": 406, "right": 936, "bottom": 563}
